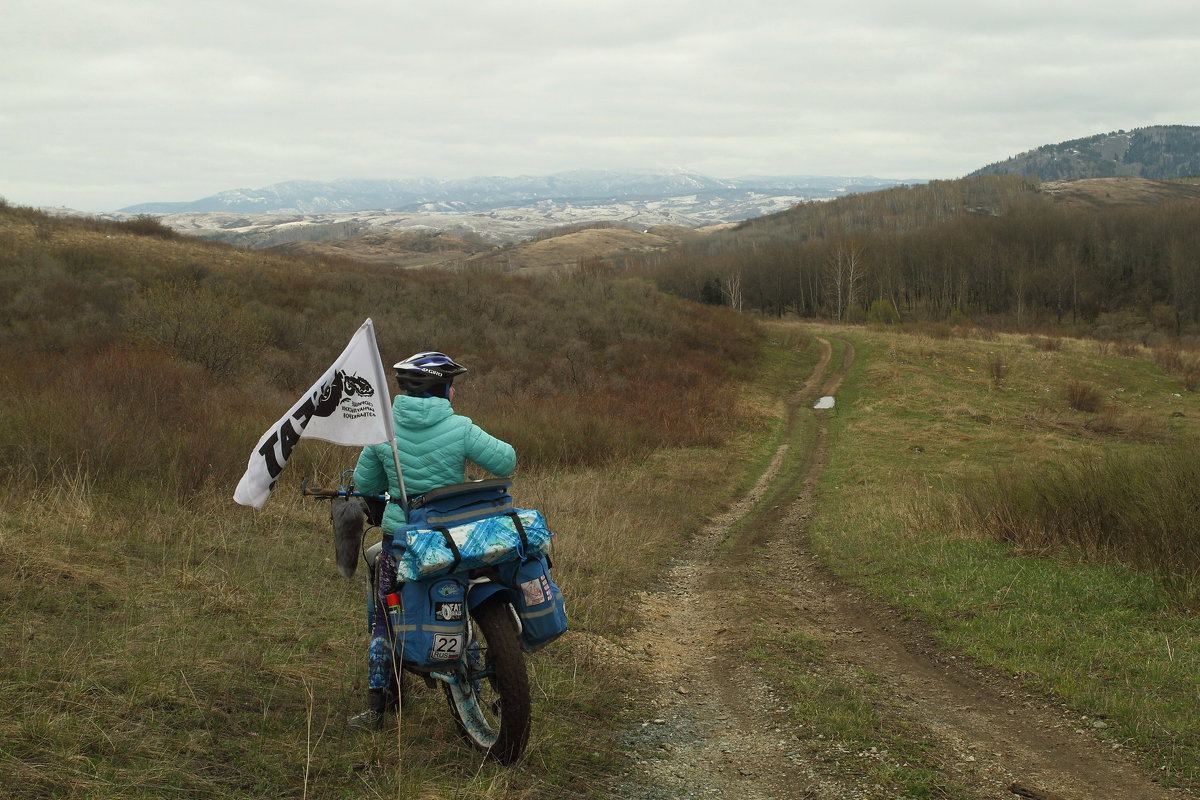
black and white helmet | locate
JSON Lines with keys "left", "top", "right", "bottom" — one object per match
{"left": 392, "top": 351, "right": 467, "bottom": 397}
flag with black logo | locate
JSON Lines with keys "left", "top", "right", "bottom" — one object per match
{"left": 234, "top": 318, "right": 393, "bottom": 509}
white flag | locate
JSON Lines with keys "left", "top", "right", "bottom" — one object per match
{"left": 234, "top": 318, "right": 395, "bottom": 509}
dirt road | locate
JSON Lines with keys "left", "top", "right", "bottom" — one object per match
{"left": 609, "top": 338, "right": 1190, "bottom": 800}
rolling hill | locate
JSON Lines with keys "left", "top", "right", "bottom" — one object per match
{"left": 968, "top": 125, "right": 1200, "bottom": 181}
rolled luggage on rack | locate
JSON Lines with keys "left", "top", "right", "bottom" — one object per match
{"left": 386, "top": 479, "right": 554, "bottom": 582}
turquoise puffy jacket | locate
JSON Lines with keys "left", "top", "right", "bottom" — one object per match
{"left": 352, "top": 395, "right": 516, "bottom": 534}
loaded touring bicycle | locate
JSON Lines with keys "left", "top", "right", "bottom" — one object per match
{"left": 307, "top": 476, "right": 567, "bottom": 763}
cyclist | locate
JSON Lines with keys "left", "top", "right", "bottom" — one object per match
{"left": 347, "top": 351, "right": 517, "bottom": 731}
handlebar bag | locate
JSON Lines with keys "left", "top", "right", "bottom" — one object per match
{"left": 393, "top": 507, "right": 553, "bottom": 582}
{"left": 393, "top": 575, "right": 469, "bottom": 671}
{"left": 498, "top": 554, "right": 568, "bottom": 652}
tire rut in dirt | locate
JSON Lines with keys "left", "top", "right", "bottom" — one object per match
{"left": 715, "top": 336, "right": 848, "bottom": 568}
{"left": 611, "top": 336, "right": 851, "bottom": 799}
{"left": 615, "top": 329, "right": 1191, "bottom": 799}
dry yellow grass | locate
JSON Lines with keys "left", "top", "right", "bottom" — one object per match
{"left": 1039, "top": 176, "right": 1200, "bottom": 209}
{"left": 500, "top": 227, "right": 681, "bottom": 273}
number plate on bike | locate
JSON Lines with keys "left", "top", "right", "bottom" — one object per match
{"left": 432, "top": 633, "right": 465, "bottom": 660}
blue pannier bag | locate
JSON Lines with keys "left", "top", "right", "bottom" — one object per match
{"left": 393, "top": 575, "right": 469, "bottom": 671}
{"left": 407, "top": 478, "right": 514, "bottom": 528}
{"left": 499, "top": 554, "right": 568, "bottom": 652}
{"left": 392, "top": 480, "right": 554, "bottom": 581}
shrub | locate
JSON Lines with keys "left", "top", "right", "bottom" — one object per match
{"left": 1152, "top": 345, "right": 1186, "bottom": 373}
{"left": 956, "top": 447, "right": 1200, "bottom": 607}
{"left": 867, "top": 299, "right": 900, "bottom": 326}
{"left": 1065, "top": 378, "right": 1103, "bottom": 413}
{"left": 844, "top": 304, "right": 868, "bottom": 324}
{"left": 0, "top": 346, "right": 256, "bottom": 495}
{"left": 946, "top": 308, "right": 971, "bottom": 327}
{"left": 113, "top": 214, "right": 179, "bottom": 240}
{"left": 1027, "top": 335, "right": 1063, "bottom": 352}
{"left": 900, "top": 321, "right": 951, "bottom": 339}
{"left": 986, "top": 352, "right": 1009, "bottom": 388}
{"left": 964, "top": 326, "right": 999, "bottom": 342}
{"left": 1082, "top": 408, "right": 1169, "bottom": 441}
{"left": 122, "top": 281, "right": 269, "bottom": 376}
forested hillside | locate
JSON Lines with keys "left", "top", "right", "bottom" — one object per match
{"left": 638, "top": 174, "right": 1200, "bottom": 338}
{"left": 969, "top": 125, "right": 1200, "bottom": 181}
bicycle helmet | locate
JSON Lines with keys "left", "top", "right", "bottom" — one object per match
{"left": 392, "top": 351, "right": 467, "bottom": 397}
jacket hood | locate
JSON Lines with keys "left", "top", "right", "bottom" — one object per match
{"left": 393, "top": 394, "right": 455, "bottom": 430}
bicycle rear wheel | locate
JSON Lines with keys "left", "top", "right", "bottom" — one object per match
{"left": 443, "top": 600, "right": 531, "bottom": 764}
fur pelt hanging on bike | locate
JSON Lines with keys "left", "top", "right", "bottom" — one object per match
{"left": 331, "top": 495, "right": 369, "bottom": 579}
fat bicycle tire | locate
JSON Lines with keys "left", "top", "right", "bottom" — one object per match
{"left": 443, "top": 599, "right": 531, "bottom": 764}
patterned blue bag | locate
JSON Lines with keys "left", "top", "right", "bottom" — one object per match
{"left": 394, "top": 507, "right": 554, "bottom": 582}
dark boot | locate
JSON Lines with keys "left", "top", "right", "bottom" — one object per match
{"left": 347, "top": 689, "right": 386, "bottom": 731}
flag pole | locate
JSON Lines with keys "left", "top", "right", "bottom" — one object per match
{"left": 368, "top": 320, "right": 409, "bottom": 525}
{"left": 362, "top": 319, "right": 409, "bottom": 753}
{"left": 389, "top": 438, "right": 409, "bottom": 524}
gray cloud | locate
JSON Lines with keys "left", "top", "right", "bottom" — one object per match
{"left": 2, "top": 0, "right": 1197, "bottom": 210}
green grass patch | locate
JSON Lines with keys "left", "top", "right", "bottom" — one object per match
{"left": 956, "top": 446, "right": 1200, "bottom": 606}
{"left": 805, "top": 324, "right": 1200, "bottom": 788}
{"left": 716, "top": 324, "right": 822, "bottom": 553}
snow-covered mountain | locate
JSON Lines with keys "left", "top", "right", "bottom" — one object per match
{"left": 104, "top": 170, "right": 923, "bottom": 247}
{"left": 120, "top": 170, "right": 920, "bottom": 216}
{"left": 159, "top": 195, "right": 747, "bottom": 243}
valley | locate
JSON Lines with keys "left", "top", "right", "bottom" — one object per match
{"left": 3, "top": 164, "right": 1199, "bottom": 798}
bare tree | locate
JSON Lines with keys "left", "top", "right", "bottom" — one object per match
{"left": 721, "top": 270, "right": 744, "bottom": 311}
{"left": 825, "top": 240, "right": 867, "bottom": 320}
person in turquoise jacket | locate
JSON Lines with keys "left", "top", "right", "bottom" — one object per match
{"left": 348, "top": 351, "right": 516, "bottom": 731}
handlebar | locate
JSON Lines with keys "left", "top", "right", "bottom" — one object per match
{"left": 300, "top": 476, "right": 390, "bottom": 502}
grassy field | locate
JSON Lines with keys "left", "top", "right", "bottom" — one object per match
{"left": 0, "top": 446, "right": 758, "bottom": 799}
{"left": 4, "top": 283, "right": 1198, "bottom": 796}
{"left": 803, "top": 323, "right": 1200, "bottom": 787}
{"left": 0, "top": 346, "right": 803, "bottom": 800}
{"left": 0, "top": 202, "right": 769, "bottom": 799}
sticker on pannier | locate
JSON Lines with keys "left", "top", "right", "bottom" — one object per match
{"left": 520, "top": 573, "right": 552, "bottom": 606}
{"left": 394, "top": 576, "right": 469, "bottom": 670}
{"left": 500, "top": 555, "right": 568, "bottom": 652}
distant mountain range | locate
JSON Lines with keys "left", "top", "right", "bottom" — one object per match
{"left": 969, "top": 125, "right": 1200, "bottom": 181}
{"left": 109, "top": 171, "right": 926, "bottom": 247}
{"left": 95, "top": 126, "right": 1200, "bottom": 251}
{"left": 119, "top": 170, "right": 920, "bottom": 217}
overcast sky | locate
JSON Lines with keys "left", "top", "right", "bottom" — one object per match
{"left": 3, "top": 0, "right": 1198, "bottom": 211}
